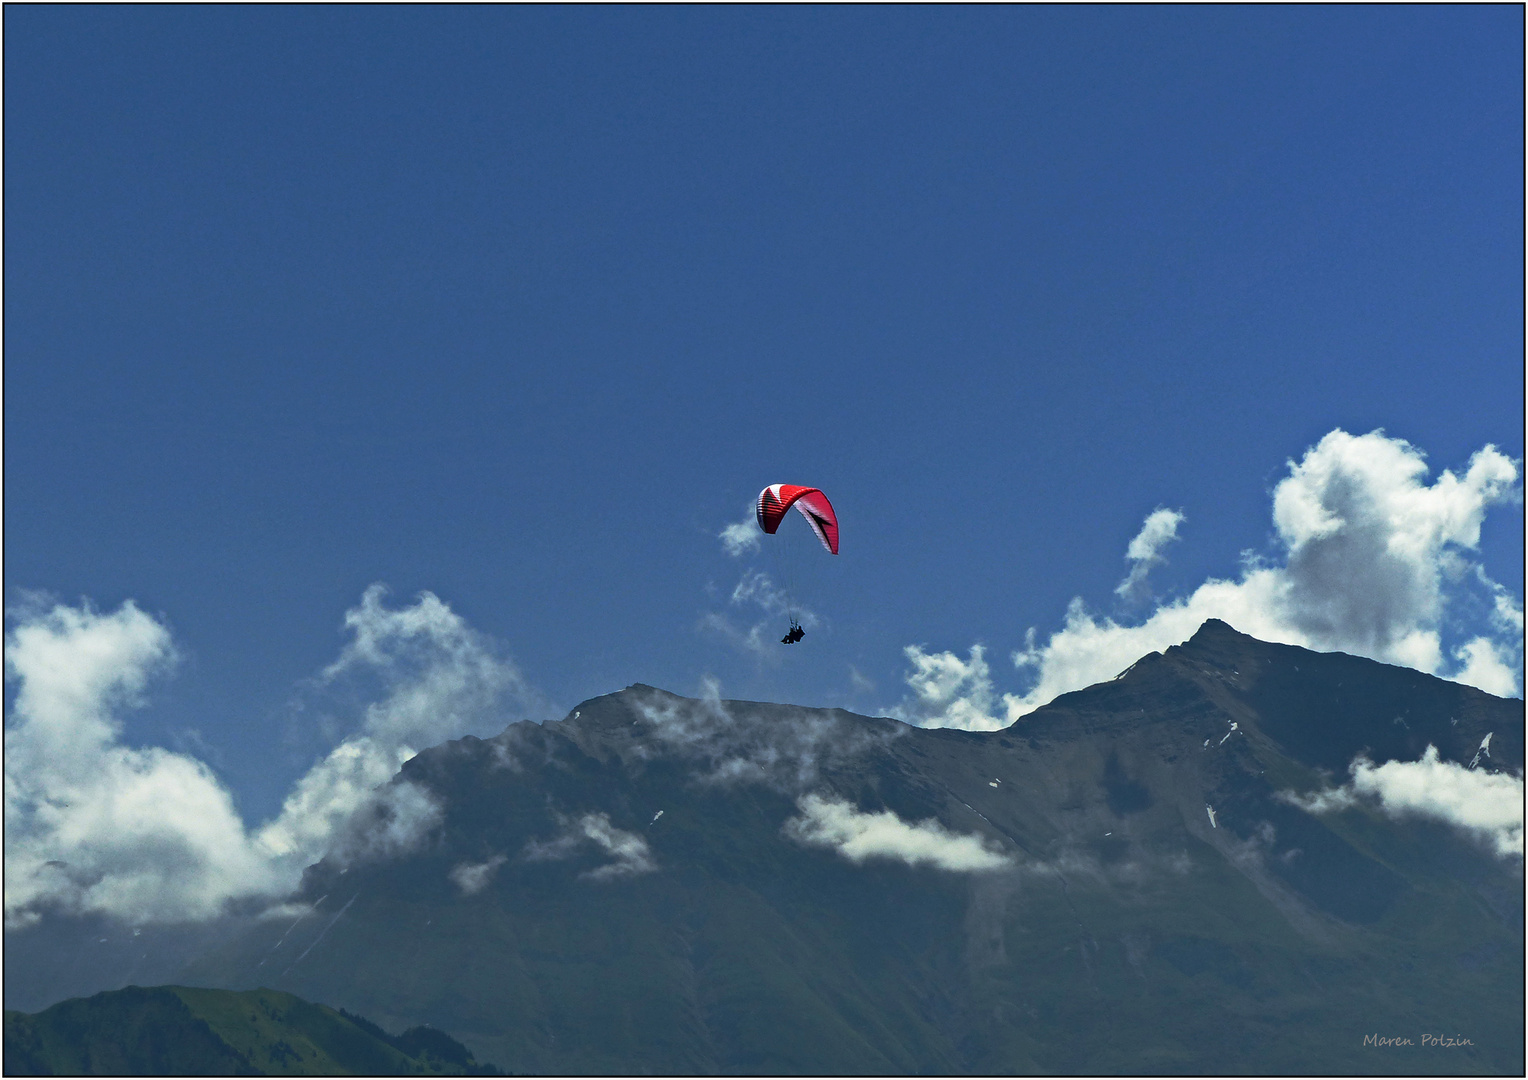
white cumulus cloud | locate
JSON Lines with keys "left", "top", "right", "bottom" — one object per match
{"left": 783, "top": 794, "right": 1013, "bottom": 872}
{"left": 887, "top": 644, "right": 1006, "bottom": 731}
{"left": 895, "top": 430, "right": 1522, "bottom": 730}
{"left": 5, "top": 586, "right": 540, "bottom": 927}
{"left": 256, "top": 584, "right": 534, "bottom": 869}
{"left": 4, "top": 600, "right": 281, "bottom": 927}
{"left": 1451, "top": 638, "right": 1520, "bottom": 699}
{"left": 1281, "top": 746, "right": 1523, "bottom": 860}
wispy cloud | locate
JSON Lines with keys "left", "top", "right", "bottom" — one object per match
{"left": 4, "top": 586, "right": 542, "bottom": 927}
{"left": 730, "top": 569, "right": 802, "bottom": 621}
{"left": 783, "top": 794, "right": 1013, "bottom": 872}
{"left": 257, "top": 584, "right": 537, "bottom": 869}
{"left": 701, "top": 569, "right": 820, "bottom": 657}
{"left": 1115, "top": 508, "right": 1185, "bottom": 604}
{"left": 449, "top": 854, "right": 507, "bottom": 895}
{"left": 524, "top": 812, "right": 656, "bottom": 880}
{"left": 698, "top": 611, "right": 777, "bottom": 657}
{"left": 894, "top": 430, "right": 1522, "bottom": 729}
{"left": 719, "top": 508, "right": 761, "bottom": 558}
{"left": 710, "top": 496, "right": 828, "bottom": 655}
{"left": 632, "top": 679, "right": 894, "bottom": 792}
{"left": 1280, "top": 746, "right": 1523, "bottom": 860}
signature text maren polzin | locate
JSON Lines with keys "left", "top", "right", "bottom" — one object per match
{"left": 1364, "top": 1034, "right": 1473, "bottom": 1048}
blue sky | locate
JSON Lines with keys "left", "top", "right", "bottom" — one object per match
{"left": 5, "top": 2, "right": 1523, "bottom": 864}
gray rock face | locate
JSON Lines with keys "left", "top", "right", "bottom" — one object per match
{"left": 135, "top": 622, "right": 1528, "bottom": 1072}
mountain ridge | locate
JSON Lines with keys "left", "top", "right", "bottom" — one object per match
{"left": 10, "top": 620, "right": 1523, "bottom": 1074}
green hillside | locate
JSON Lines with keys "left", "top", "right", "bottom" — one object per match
{"left": 2, "top": 985, "right": 500, "bottom": 1076}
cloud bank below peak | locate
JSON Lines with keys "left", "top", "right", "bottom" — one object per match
{"left": 891, "top": 429, "right": 1522, "bottom": 731}
{"left": 784, "top": 794, "right": 1013, "bottom": 873}
{"left": 1281, "top": 746, "right": 1524, "bottom": 860}
{"left": 524, "top": 812, "right": 656, "bottom": 881}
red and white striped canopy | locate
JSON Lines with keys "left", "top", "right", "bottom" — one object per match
{"left": 756, "top": 484, "right": 839, "bottom": 554}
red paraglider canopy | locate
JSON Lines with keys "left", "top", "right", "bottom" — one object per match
{"left": 756, "top": 484, "right": 839, "bottom": 554}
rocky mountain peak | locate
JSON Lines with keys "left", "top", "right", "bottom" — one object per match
{"left": 160, "top": 625, "right": 1524, "bottom": 1074}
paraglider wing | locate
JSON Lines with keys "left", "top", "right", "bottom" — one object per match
{"left": 756, "top": 484, "right": 839, "bottom": 554}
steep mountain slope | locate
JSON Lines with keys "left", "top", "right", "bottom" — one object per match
{"left": 180, "top": 621, "right": 1523, "bottom": 1074}
{"left": 2, "top": 985, "right": 498, "bottom": 1075}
